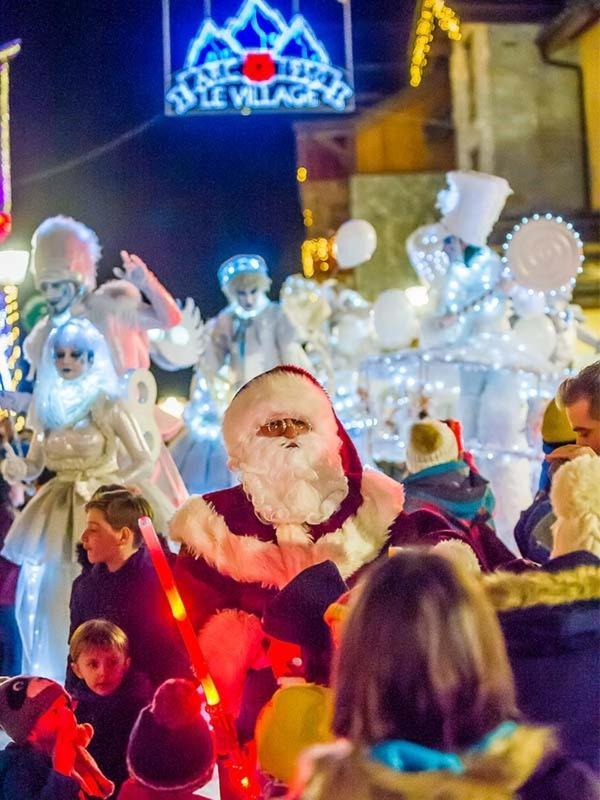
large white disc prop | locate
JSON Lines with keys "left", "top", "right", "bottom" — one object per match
{"left": 334, "top": 220, "right": 377, "bottom": 270}
{"left": 513, "top": 314, "right": 557, "bottom": 361}
{"left": 503, "top": 215, "right": 583, "bottom": 294}
{"left": 373, "top": 289, "right": 418, "bottom": 350}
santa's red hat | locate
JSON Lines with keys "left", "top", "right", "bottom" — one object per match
{"left": 222, "top": 365, "right": 363, "bottom": 481}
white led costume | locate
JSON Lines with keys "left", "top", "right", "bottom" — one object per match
{"left": 204, "top": 255, "right": 312, "bottom": 393}
{"left": 171, "top": 255, "right": 312, "bottom": 494}
{"left": 1, "top": 318, "right": 175, "bottom": 682}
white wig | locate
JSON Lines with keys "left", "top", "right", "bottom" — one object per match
{"left": 33, "top": 317, "right": 119, "bottom": 430}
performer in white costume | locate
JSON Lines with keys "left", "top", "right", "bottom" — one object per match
{"left": 204, "top": 254, "right": 312, "bottom": 395}
{"left": 1, "top": 216, "right": 189, "bottom": 507}
{"left": 171, "top": 255, "right": 312, "bottom": 494}
{"left": 24, "top": 216, "right": 182, "bottom": 376}
{"left": 1, "top": 318, "right": 174, "bottom": 681}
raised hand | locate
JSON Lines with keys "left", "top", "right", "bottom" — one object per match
{"left": 113, "top": 250, "right": 151, "bottom": 290}
{"left": 1, "top": 443, "right": 27, "bottom": 484}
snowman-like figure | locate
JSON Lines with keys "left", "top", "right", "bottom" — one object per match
{"left": 406, "top": 172, "right": 537, "bottom": 550}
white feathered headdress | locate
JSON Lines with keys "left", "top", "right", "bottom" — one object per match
{"left": 30, "top": 215, "right": 101, "bottom": 291}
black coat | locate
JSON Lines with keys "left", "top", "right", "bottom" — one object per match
{"left": 485, "top": 551, "right": 600, "bottom": 772}
{"left": 0, "top": 744, "right": 80, "bottom": 800}
{"left": 73, "top": 669, "right": 152, "bottom": 794}
{"left": 68, "top": 546, "right": 191, "bottom": 691}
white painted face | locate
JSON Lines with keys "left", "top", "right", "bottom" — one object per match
{"left": 40, "top": 280, "right": 78, "bottom": 316}
{"left": 53, "top": 345, "right": 90, "bottom": 380}
{"left": 233, "top": 285, "right": 264, "bottom": 312}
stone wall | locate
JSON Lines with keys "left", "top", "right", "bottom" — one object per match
{"left": 350, "top": 172, "right": 446, "bottom": 300}
{"left": 451, "top": 23, "right": 586, "bottom": 214}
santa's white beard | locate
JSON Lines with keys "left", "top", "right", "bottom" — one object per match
{"left": 239, "top": 431, "right": 349, "bottom": 526}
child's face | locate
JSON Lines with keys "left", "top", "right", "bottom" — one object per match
{"left": 29, "top": 695, "right": 78, "bottom": 747}
{"left": 72, "top": 645, "right": 130, "bottom": 696}
{"left": 80, "top": 508, "right": 128, "bottom": 567}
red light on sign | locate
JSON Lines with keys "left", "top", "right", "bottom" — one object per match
{"left": 242, "top": 53, "right": 276, "bottom": 82}
{"left": 0, "top": 212, "right": 12, "bottom": 243}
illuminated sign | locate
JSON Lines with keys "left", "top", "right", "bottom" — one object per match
{"left": 162, "top": 0, "right": 355, "bottom": 115}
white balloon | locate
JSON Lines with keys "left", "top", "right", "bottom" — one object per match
{"left": 512, "top": 314, "right": 557, "bottom": 361}
{"left": 373, "top": 289, "right": 419, "bottom": 350}
{"left": 334, "top": 219, "right": 377, "bottom": 269}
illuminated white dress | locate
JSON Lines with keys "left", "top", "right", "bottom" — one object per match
{"left": 1, "top": 319, "right": 174, "bottom": 681}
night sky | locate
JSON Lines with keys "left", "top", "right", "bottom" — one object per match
{"left": 2, "top": 0, "right": 411, "bottom": 393}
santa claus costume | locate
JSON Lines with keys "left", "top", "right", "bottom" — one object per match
{"left": 171, "top": 367, "right": 510, "bottom": 710}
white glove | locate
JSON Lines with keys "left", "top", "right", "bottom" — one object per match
{"left": 113, "top": 250, "right": 151, "bottom": 290}
{"left": 1, "top": 444, "right": 28, "bottom": 485}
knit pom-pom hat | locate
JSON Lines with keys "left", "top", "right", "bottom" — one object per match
{"left": 126, "top": 679, "right": 215, "bottom": 791}
{"left": 0, "top": 676, "right": 69, "bottom": 744}
{"left": 541, "top": 399, "right": 576, "bottom": 445}
{"left": 406, "top": 419, "right": 459, "bottom": 474}
{"left": 550, "top": 454, "right": 600, "bottom": 558}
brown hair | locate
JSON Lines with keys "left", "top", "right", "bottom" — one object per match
{"left": 333, "top": 550, "right": 516, "bottom": 751}
{"left": 557, "top": 360, "right": 600, "bottom": 420}
{"left": 84, "top": 484, "right": 154, "bottom": 548}
{"left": 69, "top": 619, "right": 129, "bottom": 663}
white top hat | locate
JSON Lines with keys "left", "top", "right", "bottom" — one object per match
{"left": 438, "top": 171, "right": 513, "bottom": 247}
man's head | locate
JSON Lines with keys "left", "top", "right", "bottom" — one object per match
{"left": 557, "top": 361, "right": 600, "bottom": 453}
{"left": 218, "top": 254, "right": 271, "bottom": 317}
{"left": 81, "top": 485, "right": 154, "bottom": 572}
{"left": 30, "top": 216, "right": 101, "bottom": 313}
{"left": 222, "top": 367, "right": 357, "bottom": 526}
{"left": 70, "top": 620, "right": 131, "bottom": 697}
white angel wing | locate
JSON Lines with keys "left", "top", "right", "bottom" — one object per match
{"left": 118, "top": 368, "right": 161, "bottom": 463}
{"left": 149, "top": 297, "right": 206, "bottom": 371}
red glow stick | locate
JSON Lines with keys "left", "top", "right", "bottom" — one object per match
{"left": 138, "top": 516, "right": 261, "bottom": 799}
{"left": 138, "top": 516, "right": 220, "bottom": 703}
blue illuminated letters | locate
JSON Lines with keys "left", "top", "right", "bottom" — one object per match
{"left": 163, "top": 0, "right": 355, "bottom": 115}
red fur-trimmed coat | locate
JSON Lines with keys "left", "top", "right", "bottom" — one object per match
{"left": 171, "top": 470, "right": 477, "bottom": 630}
{"left": 171, "top": 469, "right": 514, "bottom": 716}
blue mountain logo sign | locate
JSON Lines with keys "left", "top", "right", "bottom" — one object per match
{"left": 164, "top": 0, "right": 355, "bottom": 115}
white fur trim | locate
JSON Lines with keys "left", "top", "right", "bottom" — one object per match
{"left": 432, "top": 539, "right": 482, "bottom": 575}
{"left": 222, "top": 369, "right": 339, "bottom": 464}
{"left": 198, "top": 610, "right": 264, "bottom": 716}
{"left": 170, "top": 468, "right": 404, "bottom": 587}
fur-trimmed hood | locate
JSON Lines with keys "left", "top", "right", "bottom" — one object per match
{"left": 170, "top": 469, "right": 404, "bottom": 589}
{"left": 483, "top": 553, "right": 600, "bottom": 652}
{"left": 483, "top": 555, "right": 600, "bottom": 611}
{"left": 292, "top": 725, "right": 559, "bottom": 800}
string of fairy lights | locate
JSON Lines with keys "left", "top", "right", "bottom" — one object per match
{"left": 410, "top": 0, "right": 461, "bottom": 87}
{"left": 0, "top": 41, "right": 24, "bottom": 427}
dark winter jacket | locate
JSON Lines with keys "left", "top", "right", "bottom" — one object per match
{"left": 403, "top": 459, "right": 496, "bottom": 525}
{"left": 73, "top": 670, "right": 152, "bottom": 794}
{"left": 68, "top": 547, "right": 190, "bottom": 691}
{"left": 0, "top": 743, "right": 81, "bottom": 800}
{"left": 513, "top": 491, "right": 553, "bottom": 564}
{"left": 484, "top": 551, "right": 600, "bottom": 771}
{"left": 292, "top": 724, "right": 599, "bottom": 800}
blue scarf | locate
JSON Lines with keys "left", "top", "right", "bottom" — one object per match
{"left": 370, "top": 721, "right": 518, "bottom": 774}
